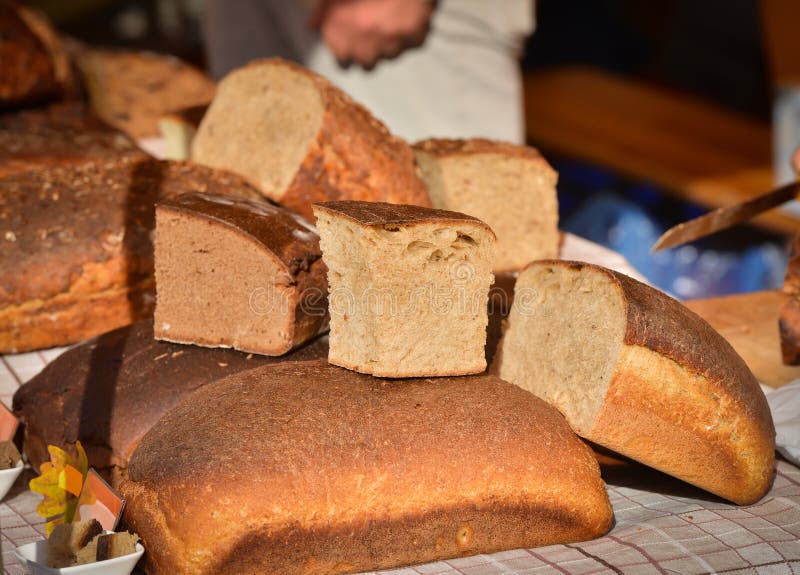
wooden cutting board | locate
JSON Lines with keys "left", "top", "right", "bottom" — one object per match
{"left": 686, "top": 289, "right": 800, "bottom": 388}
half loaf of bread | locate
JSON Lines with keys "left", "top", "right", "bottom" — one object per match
{"left": 313, "top": 201, "right": 495, "bottom": 377}
{"left": 0, "top": 157, "right": 264, "bottom": 353}
{"left": 121, "top": 362, "right": 613, "bottom": 575}
{"left": 414, "top": 138, "right": 559, "bottom": 272}
{"left": 154, "top": 192, "right": 328, "bottom": 355}
{"left": 191, "top": 58, "right": 430, "bottom": 219}
{"left": 495, "top": 260, "right": 776, "bottom": 505}
{"left": 13, "top": 319, "right": 329, "bottom": 485}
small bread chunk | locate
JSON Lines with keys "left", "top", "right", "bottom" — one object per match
{"left": 191, "top": 58, "right": 430, "bottom": 219}
{"left": 76, "top": 531, "right": 140, "bottom": 565}
{"left": 158, "top": 104, "right": 207, "bottom": 160}
{"left": 313, "top": 201, "right": 495, "bottom": 377}
{"left": 155, "top": 193, "right": 328, "bottom": 356}
{"left": 121, "top": 363, "right": 613, "bottom": 575}
{"left": 47, "top": 519, "right": 103, "bottom": 568}
{"left": 495, "top": 260, "right": 776, "bottom": 505}
{"left": 414, "top": 138, "right": 559, "bottom": 272}
{"left": 0, "top": 440, "right": 20, "bottom": 469}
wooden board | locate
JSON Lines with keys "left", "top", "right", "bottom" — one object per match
{"left": 686, "top": 289, "right": 800, "bottom": 388}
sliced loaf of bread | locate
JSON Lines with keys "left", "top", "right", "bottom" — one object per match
{"left": 495, "top": 260, "right": 775, "bottom": 505}
{"left": 414, "top": 138, "right": 559, "bottom": 272}
{"left": 313, "top": 201, "right": 495, "bottom": 377}
{"left": 121, "top": 363, "right": 612, "bottom": 575}
{"left": 192, "top": 59, "right": 430, "bottom": 219}
{"left": 154, "top": 192, "right": 328, "bottom": 355}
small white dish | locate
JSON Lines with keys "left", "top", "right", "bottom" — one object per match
{"left": 14, "top": 538, "right": 144, "bottom": 575}
{"left": 0, "top": 459, "right": 23, "bottom": 501}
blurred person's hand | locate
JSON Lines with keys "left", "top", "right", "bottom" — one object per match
{"left": 311, "top": 0, "right": 435, "bottom": 69}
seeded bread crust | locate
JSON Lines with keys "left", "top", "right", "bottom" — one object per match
{"left": 193, "top": 58, "right": 430, "bottom": 220}
{"left": 121, "top": 362, "right": 612, "bottom": 575}
{"left": 12, "top": 319, "right": 329, "bottom": 485}
{"left": 0, "top": 158, "right": 264, "bottom": 352}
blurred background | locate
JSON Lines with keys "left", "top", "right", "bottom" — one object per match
{"left": 23, "top": 0, "right": 800, "bottom": 299}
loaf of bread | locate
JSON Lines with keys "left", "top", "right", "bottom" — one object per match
{"left": 0, "top": 0, "right": 71, "bottom": 106}
{"left": 75, "top": 48, "right": 216, "bottom": 138}
{"left": 0, "top": 157, "right": 265, "bottom": 353}
{"left": 495, "top": 260, "right": 776, "bottom": 505}
{"left": 12, "top": 319, "right": 329, "bottom": 485}
{"left": 154, "top": 192, "right": 328, "bottom": 355}
{"left": 314, "top": 201, "right": 495, "bottom": 377}
{"left": 414, "top": 138, "right": 560, "bottom": 272}
{"left": 191, "top": 58, "right": 430, "bottom": 219}
{"left": 0, "top": 102, "right": 148, "bottom": 178}
{"left": 121, "top": 362, "right": 612, "bottom": 575}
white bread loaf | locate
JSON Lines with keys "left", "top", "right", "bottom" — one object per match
{"left": 495, "top": 260, "right": 776, "bottom": 505}
{"left": 414, "top": 138, "right": 559, "bottom": 272}
{"left": 313, "top": 201, "right": 495, "bottom": 377}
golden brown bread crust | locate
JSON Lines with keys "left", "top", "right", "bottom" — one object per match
{"left": 414, "top": 137, "right": 550, "bottom": 163}
{"left": 75, "top": 49, "right": 216, "bottom": 138}
{"left": 13, "top": 320, "right": 329, "bottom": 485}
{"left": 0, "top": 158, "right": 265, "bottom": 352}
{"left": 122, "top": 363, "right": 612, "bottom": 575}
{"left": 530, "top": 260, "right": 776, "bottom": 505}
{"left": 313, "top": 200, "right": 495, "bottom": 238}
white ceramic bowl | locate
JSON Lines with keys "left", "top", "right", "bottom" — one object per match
{"left": 14, "top": 538, "right": 144, "bottom": 575}
{"left": 0, "top": 459, "right": 23, "bottom": 501}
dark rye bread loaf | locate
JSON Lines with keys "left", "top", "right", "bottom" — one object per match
{"left": 0, "top": 101, "right": 148, "bottom": 178}
{"left": 121, "top": 362, "right": 612, "bottom": 575}
{"left": 12, "top": 319, "right": 329, "bottom": 486}
{"left": 0, "top": 1, "right": 71, "bottom": 106}
{"left": 76, "top": 48, "right": 216, "bottom": 139}
{"left": 192, "top": 58, "right": 430, "bottom": 220}
{"left": 155, "top": 192, "right": 328, "bottom": 355}
{"left": 0, "top": 157, "right": 264, "bottom": 353}
{"left": 495, "top": 260, "right": 776, "bottom": 505}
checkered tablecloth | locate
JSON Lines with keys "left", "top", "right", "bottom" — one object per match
{"left": 2, "top": 237, "right": 799, "bottom": 574}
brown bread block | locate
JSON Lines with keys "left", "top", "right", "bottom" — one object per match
{"left": 154, "top": 192, "right": 328, "bottom": 355}
{"left": 13, "top": 319, "right": 329, "bottom": 485}
{"left": 47, "top": 519, "right": 103, "bottom": 568}
{"left": 76, "top": 531, "right": 140, "bottom": 565}
{"left": 313, "top": 201, "right": 495, "bottom": 377}
{"left": 495, "top": 260, "right": 776, "bottom": 505}
{"left": 0, "top": 158, "right": 265, "bottom": 353}
{"left": 0, "top": 440, "right": 20, "bottom": 469}
{"left": 121, "top": 362, "right": 613, "bottom": 575}
{"left": 75, "top": 48, "right": 216, "bottom": 139}
{"left": 414, "top": 138, "right": 559, "bottom": 272}
{"left": 191, "top": 58, "right": 430, "bottom": 219}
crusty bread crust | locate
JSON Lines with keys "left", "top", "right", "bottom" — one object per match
{"left": 194, "top": 59, "right": 430, "bottom": 219}
{"left": 0, "top": 158, "right": 265, "bottom": 352}
{"left": 516, "top": 260, "right": 776, "bottom": 505}
{"left": 12, "top": 320, "right": 329, "bottom": 484}
{"left": 414, "top": 137, "right": 552, "bottom": 164}
{"left": 121, "top": 363, "right": 612, "bottom": 575}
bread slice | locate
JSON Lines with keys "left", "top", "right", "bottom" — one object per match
{"left": 191, "top": 58, "right": 430, "bottom": 219}
{"left": 0, "top": 158, "right": 264, "bottom": 353}
{"left": 47, "top": 519, "right": 103, "bottom": 568}
{"left": 13, "top": 320, "right": 329, "bottom": 486}
{"left": 75, "top": 48, "right": 216, "bottom": 138}
{"left": 158, "top": 104, "right": 207, "bottom": 160}
{"left": 121, "top": 362, "right": 613, "bottom": 575}
{"left": 414, "top": 138, "right": 559, "bottom": 272}
{"left": 154, "top": 192, "right": 328, "bottom": 355}
{"left": 495, "top": 260, "right": 776, "bottom": 505}
{"left": 313, "top": 201, "right": 495, "bottom": 377}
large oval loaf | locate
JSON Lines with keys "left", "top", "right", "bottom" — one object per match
{"left": 496, "top": 260, "right": 776, "bottom": 505}
{"left": 121, "top": 362, "right": 612, "bottom": 575}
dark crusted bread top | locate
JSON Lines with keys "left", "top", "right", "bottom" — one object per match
{"left": 158, "top": 192, "right": 321, "bottom": 276}
{"left": 414, "top": 138, "right": 548, "bottom": 162}
{"left": 0, "top": 157, "right": 265, "bottom": 308}
{"left": 12, "top": 319, "right": 329, "bottom": 474}
{"left": 313, "top": 200, "right": 495, "bottom": 238}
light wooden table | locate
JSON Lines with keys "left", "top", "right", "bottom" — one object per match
{"left": 686, "top": 289, "right": 800, "bottom": 388}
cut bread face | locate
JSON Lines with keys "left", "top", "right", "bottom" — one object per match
{"left": 496, "top": 260, "right": 776, "bottom": 505}
{"left": 314, "top": 201, "right": 495, "bottom": 377}
{"left": 414, "top": 139, "right": 559, "bottom": 272}
{"left": 155, "top": 193, "right": 328, "bottom": 356}
{"left": 191, "top": 59, "right": 430, "bottom": 220}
